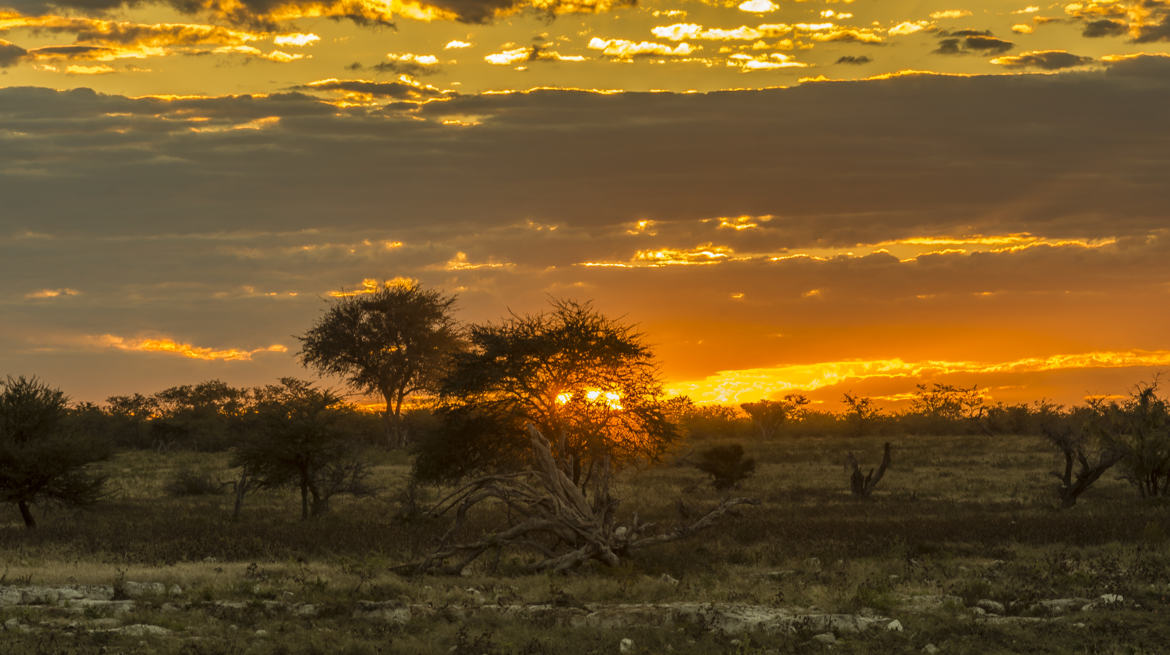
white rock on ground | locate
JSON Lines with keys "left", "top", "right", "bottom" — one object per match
{"left": 975, "top": 599, "right": 1004, "bottom": 614}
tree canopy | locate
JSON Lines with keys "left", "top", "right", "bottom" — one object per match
{"left": 298, "top": 280, "right": 462, "bottom": 447}
{"left": 422, "top": 299, "right": 678, "bottom": 488}
{"left": 231, "top": 378, "right": 371, "bottom": 520}
{"left": 0, "top": 376, "right": 108, "bottom": 528}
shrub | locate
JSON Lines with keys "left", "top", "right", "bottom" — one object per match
{"left": 693, "top": 443, "right": 756, "bottom": 490}
{"left": 164, "top": 466, "right": 224, "bottom": 496}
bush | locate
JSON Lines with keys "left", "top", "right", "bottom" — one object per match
{"left": 164, "top": 467, "right": 224, "bottom": 496}
{"left": 693, "top": 443, "right": 755, "bottom": 490}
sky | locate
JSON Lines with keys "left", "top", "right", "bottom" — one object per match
{"left": 2, "top": 0, "right": 1170, "bottom": 410}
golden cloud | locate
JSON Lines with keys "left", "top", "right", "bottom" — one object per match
{"left": 442, "top": 252, "right": 515, "bottom": 270}
{"left": 92, "top": 334, "right": 288, "bottom": 361}
{"left": 328, "top": 276, "right": 417, "bottom": 297}
{"left": 587, "top": 37, "right": 697, "bottom": 58}
{"left": 668, "top": 349, "right": 1170, "bottom": 404}
{"left": 0, "top": 11, "right": 313, "bottom": 64}
{"left": 25, "top": 288, "right": 81, "bottom": 299}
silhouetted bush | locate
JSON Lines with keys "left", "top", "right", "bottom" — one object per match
{"left": 693, "top": 443, "right": 756, "bottom": 490}
{"left": 164, "top": 466, "right": 224, "bottom": 497}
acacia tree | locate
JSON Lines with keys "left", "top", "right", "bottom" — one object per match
{"left": 740, "top": 394, "right": 808, "bottom": 439}
{"left": 842, "top": 392, "right": 881, "bottom": 437}
{"left": 298, "top": 280, "right": 462, "bottom": 447}
{"left": 231, "top": 378, "right": 371, "bottom": 520}
{"left": 0, "top": 376, "right": 107, "bottom": 528}
{"left": 1095, "top": 382, "right": 1170, "bottom": 498}
{"left": 1036, "top": 401, "right": 1121, "bottom": 508}
{"left": 405, "top": 300, "right": 754, "bottom": 574}
{"left": 433, "top": 298, "right": 678, "bottom": 489}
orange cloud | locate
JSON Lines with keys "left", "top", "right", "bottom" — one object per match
{"left": 328, "top": 276, "right": 417, "bottom": 296}
{"left": 667, "top": 349, "right": 1170, "bottom": 404}
{"left": 92, "top": 334, "right": 288, "bottom": 361}
{"left": 25, "top": 288, "right": 81, "bottom": 299}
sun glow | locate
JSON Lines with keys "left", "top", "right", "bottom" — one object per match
{"left": 556, "top": 388, "right": 623, "bottom": 410}
{"left": 668, "top": 349, "right": 1170, "bottom": 404}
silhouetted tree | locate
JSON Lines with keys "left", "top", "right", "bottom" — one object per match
{"left": 231, "top": 379, "right": 372, "bottom": 520}
{"left": 148, "top": 380, "right": 250, "bottom": 451}
{"left": 904, "top": 383, "right": 985, "bottom": 434}
{"left": 1037, "top": 401, "right": 1121, "bottom": 508}
{"left": 0, "top": 376, "right": 107, "bottom": 528}
{"left": 403, "top": 301, "right": 752, "bottom": 574}
{"left": 299, "top": 280, "right": 462, "bottom": 447}
{"left": 435, "top": 299, "right": 678, "bottom": 486}
{"left": 1096, "top": 382, "right": 1170, "bottom": 498}
{"left": 841, "top": 392, "right": 881, "bottom": 436}
{"left": 740, "top": 394, "right": 808, "bottom": 438}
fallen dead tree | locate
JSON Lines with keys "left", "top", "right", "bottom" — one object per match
{"left": 396, "top": 426, "right": 757, "bottom": 575}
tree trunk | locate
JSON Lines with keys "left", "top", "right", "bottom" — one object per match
{"left": 300, "top": 482, "right": 310, "bottom": 520}
{"left": 17, "top": 500, "right": 36, "bottom": 529}
{"left": 231, "top": 470, "right": 250, "bottom": 522}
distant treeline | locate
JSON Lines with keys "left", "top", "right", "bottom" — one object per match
{"left": 60, "top": 380, "right": 1097, "bottom": 451}
{"left": 68, "top": 379, "right": 386, "bottom": 452}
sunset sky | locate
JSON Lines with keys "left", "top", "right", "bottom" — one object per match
{"left": 2, "top": 0, "right": 1169, "bottom": 409}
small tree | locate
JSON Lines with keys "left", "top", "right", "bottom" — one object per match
{"left": 693, "top": 444, "right": 756, "bottom": 491}
{"left": 740, "top": 394, "right": 808, "bottom": 439}
{"left": 904, "top": 383, "right": 985, "bottom": 434}
{"left": 299, "top": 280, "right": 462, "bottom": 447}
{"left": 0, "top": 376, "right": 107, "bottom": 528}
{"left": 232, "top": 379, "right": 371, "bottom": 520}
{"left": 1096, "top": 382, "right": 1170, "bottom": 498}
{"left": 841, "top": 392, "right": 880, "bottom": 437}
{"left": 1037, "top": 402, "right": 1121, "bottom": 508}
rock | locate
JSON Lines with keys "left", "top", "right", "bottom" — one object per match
{"left": 122, "top": 582, "right": 167, "bottom": 598}
{"left": 659, "top": 574, "right": 680, "bottom": 587}
{"left": 1082, "top": 594, "right": 1124, "bottom": 611}
{"left": 901, "top": 595, "right": 962, "bottom": 611}
{"left": 57, "top": 588, "right": 85, "bottom": 601}
{"left": 619, "top": 637, "right": 635, "bottom": 653}
{"left": 255, "top": 629, "right": 269, "bottom": 637}
{"left": 115, "top": 624, "right": 172, "bottom": 637}
{"left": 811, "top": 632, "right": 837, "bottom": 645}
{"left": 21, "top": 588, "right": 59, "bottom": 605}
{"left": 886, "top": 619, "right": 903, "bottom": 631}
{"left": 4, "top": 617, "right": 22, "bottom": 630}
{"left": 168, "top": 585, "right": 183, "bottom": 597}
{"left": 294, "top": 603, "right": 318, "bottom": 617}
{"left": 1029, "top": 598, "right": 1089, "bottom": 616}
{"left": 922, "top": 644, "right": 940, "bottom": 654}
{"left": 975, "top": 599, "right": 1004, "bottom": 614}
{"left": 0, "top": 589, "right": 22, "bottom": 606}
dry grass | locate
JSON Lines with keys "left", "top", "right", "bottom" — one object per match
{"left": 2, "top": 431, "right": 1169, "bottom": 653}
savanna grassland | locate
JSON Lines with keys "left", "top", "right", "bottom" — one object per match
{"left": 3, "top": 430, "right": 1169, "bottom": 655}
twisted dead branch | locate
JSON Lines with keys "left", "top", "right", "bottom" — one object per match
{"left": 846, "top": 442, "right": 891, "bottom": 498}
{"left": 396, "top": 425, "right": 757, "bottom": 575}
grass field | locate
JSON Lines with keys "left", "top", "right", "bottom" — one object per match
{"left": 2, "top": 432, "right": 1169, "bottom": 654}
